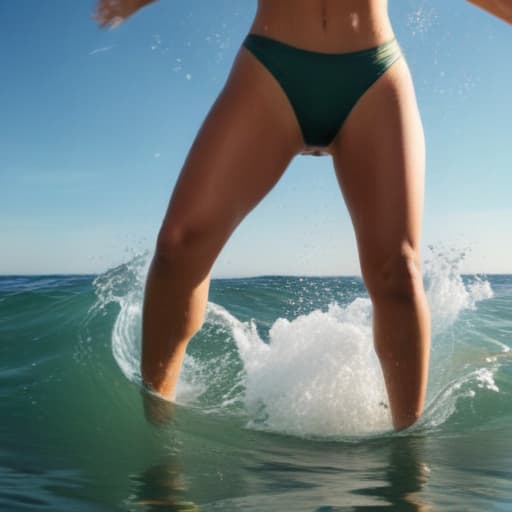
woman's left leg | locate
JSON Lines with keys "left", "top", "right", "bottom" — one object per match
{"left": 328, "top": 57, "right": 431, "bottom": 431}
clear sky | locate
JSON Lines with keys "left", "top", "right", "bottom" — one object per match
{"left": 1, "top": 1, "right": 511, "bottom": 277}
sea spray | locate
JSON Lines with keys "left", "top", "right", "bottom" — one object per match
{"left": 219, "top": 298, "right": 392, "bottom": 436}
{"left": 92, "top": 246, "right": 497, "bottom": 438}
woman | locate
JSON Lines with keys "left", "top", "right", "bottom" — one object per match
{"left": 94, "top": 0, "right": 511, "bottom": 431}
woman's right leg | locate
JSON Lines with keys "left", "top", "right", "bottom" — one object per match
{"left": 141, "top": 45, "right": 304, "bottom": 400}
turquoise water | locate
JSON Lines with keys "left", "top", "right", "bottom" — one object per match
{"left": 1, "top": 250, "right": 512, "bottom": 510}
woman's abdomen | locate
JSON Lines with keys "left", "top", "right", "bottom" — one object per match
{"left": 250, "top": 0, "right": 394, "bottom": 53}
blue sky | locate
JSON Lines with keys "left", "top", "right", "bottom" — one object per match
{"left": 1, "top": 1, "right": 511, "bottom": 276}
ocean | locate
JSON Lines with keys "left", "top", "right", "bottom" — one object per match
{"left": 1, "top": 250, "right": 511, "bottom": 511}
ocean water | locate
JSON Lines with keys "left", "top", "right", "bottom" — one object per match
{"left": 1, "top": 249, "right": 512, "bottom": 511}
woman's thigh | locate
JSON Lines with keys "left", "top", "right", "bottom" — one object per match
{"left": 329, "top": 57, "right": 426, "bottom": 293}
{"left": 158, "top": 45, "right": 304, "bottom": 256}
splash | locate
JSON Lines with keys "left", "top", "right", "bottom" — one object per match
{"left": 423, "top": 245, "right": 494, "bottom": 336}
{"left": 209, "top": 299, "right": 391, "bottom": 437}
{"left": 92, "top": 246, "right": 497, "bottom": 438}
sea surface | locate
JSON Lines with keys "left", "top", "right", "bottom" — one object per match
{"left": 1, "top": 250, "right": 512, "bottom": 511}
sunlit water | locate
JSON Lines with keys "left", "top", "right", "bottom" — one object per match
{"left": 1, "top": 248, "right": 512, "bottom": 510}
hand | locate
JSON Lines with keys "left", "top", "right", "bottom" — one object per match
{"left": 467, "top": 0, "right": 512, "bottom": 24}
{"left": 93, "top": 0, "right": 157, "bottom": 29}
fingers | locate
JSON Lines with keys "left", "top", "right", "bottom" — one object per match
{"left": 92, "top": 0, "right": 126, "bottom": 29}
{"left": 92, "top": 0, "right": 157, "bottom": 29}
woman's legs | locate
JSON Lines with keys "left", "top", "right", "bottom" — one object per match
{"left": 141, "top": 45, "right": 304, "bottom": 400}
{"left": 329, "top": 57, "right": 431, "bottom": 431}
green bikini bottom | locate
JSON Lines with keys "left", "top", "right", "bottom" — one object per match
{"left": 242, "top": 33, "right": 403, "bottom": 148}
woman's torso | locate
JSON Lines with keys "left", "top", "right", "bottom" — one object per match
{"left": 250, "top": 0, "right": 394, "bottom": 53}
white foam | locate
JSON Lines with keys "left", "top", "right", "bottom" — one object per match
{"left": 423, "top": 247, "right": 493, "bottom": 336}
{"left": 212, "top": 300, "right": 392, "bottom": 437}
{"left": 94, "top": 246, "right": 495, "bottom": 438}
{"left": 475, "top": 368, "right": 500, "bottom": 392}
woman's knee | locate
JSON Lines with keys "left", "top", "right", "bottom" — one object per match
{"left": 362, "top": 241, "right": 423, "bottom": 302}
{"left": 154, "top": 218, "right": 208, "bottom": 265}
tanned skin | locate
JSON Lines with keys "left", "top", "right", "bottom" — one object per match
{"left": 93, "top": 0, "right": 508, "bottom": 430}
{"left": 466, "top": 0, "right": 512, "bottom": 23}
